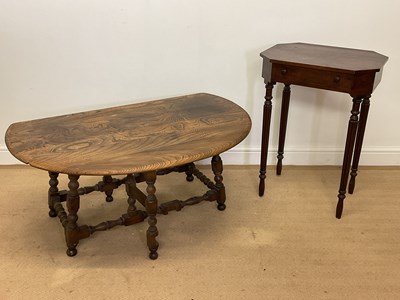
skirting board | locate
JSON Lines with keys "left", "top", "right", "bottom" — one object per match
{"left": 1, "top": 145, "right": 399, "bottom": 166}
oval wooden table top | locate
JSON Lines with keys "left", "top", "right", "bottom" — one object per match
{"left": 6, "top": 93, "right": 251, "bottom": 175}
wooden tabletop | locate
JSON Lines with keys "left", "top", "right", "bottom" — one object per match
{"left": 6, "top": 93, "right": 251, "bottom": 175}
{"left": 260, "top": 43, "right": 388, "bottom": 96}
{"left": 260, "top": 43, "right": 388, "bottom": 73}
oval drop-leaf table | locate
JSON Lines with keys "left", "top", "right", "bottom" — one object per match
{"left": 6, "top": 93, "right": 251, "bottom": 259}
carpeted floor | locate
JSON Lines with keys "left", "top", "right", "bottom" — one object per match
{"left": 0, "top": 164, "right": 399, "bottom": 299}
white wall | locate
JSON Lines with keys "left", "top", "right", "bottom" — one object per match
{"left": 1, "top": 0, "right": 399, "bottom": 165}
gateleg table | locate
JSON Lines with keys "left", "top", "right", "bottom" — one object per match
{"left": 6, "top": 93, "right": 251, "bottom": 259}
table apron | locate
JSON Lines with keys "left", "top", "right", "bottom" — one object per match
{"left": 271, "top": 63, "right": 354, "bottom": 93}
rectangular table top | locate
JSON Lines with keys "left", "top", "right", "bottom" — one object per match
{"left": 6, "top": 93, "right": 251, "bottom": 175}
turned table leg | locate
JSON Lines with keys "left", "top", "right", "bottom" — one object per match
{"left": 103, "top": 175, "right": 114, "bottom": 202}
{"left": 336, "top": 97, "right": 362, "bottom": 219}
{"left": 212, "top": 155, "right": 226, "bottom": 211}
{"left": 48, "top": 172, "right": 59, "bottom": 218}
{"left": 277, "top": 84, "right": 291, "bottom": 175}
{"left": 144, "top": 171, "right": 159, "bottom": 260}
{"left": 259, "top": 82, "right": 275, "bottom": 196}
{"left": 122, "top": 174, "right": 147, "bottom": 225}
{"left": 65, "top": 175, "right": 81, "bottom": 256}
{"left": 185, "top": 163, "right": 195, "bottom": 182}
{"left": 348, "top": 96, "right": 371, "bottom": 194}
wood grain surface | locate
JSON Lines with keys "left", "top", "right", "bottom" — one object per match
{"left": 6, "top": 93, "right": 251, "bottom": 175}
{"left": 261, "top": 43, "right": 388, "bottom": 72}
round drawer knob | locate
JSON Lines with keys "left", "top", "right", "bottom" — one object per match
{"left": 281, "top": 68, "right": 288, "bottom": 75}
{"left": 334, "top": 76, "right": 341, "bottom": 83}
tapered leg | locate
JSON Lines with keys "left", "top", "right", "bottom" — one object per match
{"left": 65, "top": 175, "right": 80, "bottom": 256}
{"left": 336, "top": 97, "right": 362, "bottom": 219}
{"left": 259, "top": 82, "right": 275, "bottom": 196}
{"left": 212, "top": 155, "right": 226, "bottom": 211}
{"left": 144, "top": 171, "right": 159, "bottom": 260}
{"left": 48, "top": 172, "right": 59, "bottom": 217}
{"left": 277, "top": 84, "right": 291, "bottom": 175}
{"left": 348, "top": 97, "right": 370, "bottom": 194}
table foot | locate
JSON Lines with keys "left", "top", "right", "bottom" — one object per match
{"left": 336, "top": 193, "right": 345, "bottom": 219}
{"left": 48, "top": 209, "right": 57, "bottom": 218}
{"left": 217, "top": 203, "right": 226, "bottom": 211}
{"left": 276, "top": 158, "right": 283, "bottom": 176}
{"left": 348, "top": 171, "right": 357, "bottom": 194}
{"left": 259, "top": 173, "right": 266, "bottom": 197}
{"left": 66, "top": 247, "right": 77, "bottom": 257}
{"left": 149, "top": 251, "right": 158, "bottom": 260}
{"left": 185, "top": 164, "right": 195, "bottom": 182}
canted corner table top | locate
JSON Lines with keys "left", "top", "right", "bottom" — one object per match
{"left": 260, "top": 42, "right": 388, "bottom": 72}
{"left": 6, "top": 93, "right": 251, "bottom": 175}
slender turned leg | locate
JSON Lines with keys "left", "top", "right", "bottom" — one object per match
{"left": 66, "top": 175, "right": 80, "bottom": 256}
{"left": 259, "top": 82, "right": 275, "bottom": 196}
{"left": 336, "top": 97, "right": 362, "bottom": 219}
{"left": 348, "top": 97, "right": 371, "bottom": 194}
{"left": 103, "top": 175, "right": 114, "bottom": 202}
{"left": 277, "top": 84, "right": 291, "bottom": 175}
{"left": 48, "top": 172, "right": 59, "bottom": 217}
{"left": 144, "top": 171, "right": 159, "bottom": 260}
{"left": 212, "top": 155, "right": 226, "bottom": 211}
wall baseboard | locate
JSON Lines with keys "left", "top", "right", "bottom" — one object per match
{"left": 215, "top": 147, "right": 400, "bottom": 166}
{"left": 0, "top": 145, "right": 20, "bottom": 165}
{"left": 2, "top": 144, "right": 400, "bottom": 166}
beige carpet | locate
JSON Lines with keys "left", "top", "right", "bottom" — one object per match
{"left": 0, "top": 164, "right": 399, "bottom": 299}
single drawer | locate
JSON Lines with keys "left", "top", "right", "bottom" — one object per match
{"left": 271, "top": 63, "right": 354, "bottom": 93}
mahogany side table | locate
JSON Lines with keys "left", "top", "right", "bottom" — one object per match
{"left": 258, "top": 43, "right": 388, "bottom": 218}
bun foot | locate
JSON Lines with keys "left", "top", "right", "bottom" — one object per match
{"left": 149, "top": 251, "right": 158, "bottom": 260}
{"left": 66, "top": 247, "right": 77, "bottom": 257}
{"left": 48, "top": 209, "right": 57, "bottom": 218}
{"left": 217, "top": 203, "right": 226, "bottom": 211}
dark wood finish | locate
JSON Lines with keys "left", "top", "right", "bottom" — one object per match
{"left": 6, "top": 93, "right": 251, "bottom": 258}
{"left": 65, "top": 175, "right": 82, "bottom": 257}
{"left": 336, "top": 97, "right": 362, "bottom": 218}
{"left": 212, "top": 155, "right": 226, "bottom": 211}
{"left": 144, "top": 171, "right": 159, "bottom": 260}
{"left": 259, "top": 43, "right": 388, "bottom": 218}
{"left": 157, "top": 162, "right": 226, "bottom": 215}
{"left": 103, "top": 175, "right": 115, "bottom": 202}
{"left": 277, "top": 84, "right": 291, "bottom": 175}
{"left": 348, "top": 97, "right": 370, "bottom": 194}
{"left": 259, "top": 82, "right": 275, "bottom": 196}
{"left": 48, "top": 172, "right": 59, "bottom": 218}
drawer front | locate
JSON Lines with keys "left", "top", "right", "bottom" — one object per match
{"left": 271, "top": 63, "right": 354, "bottom": 93}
